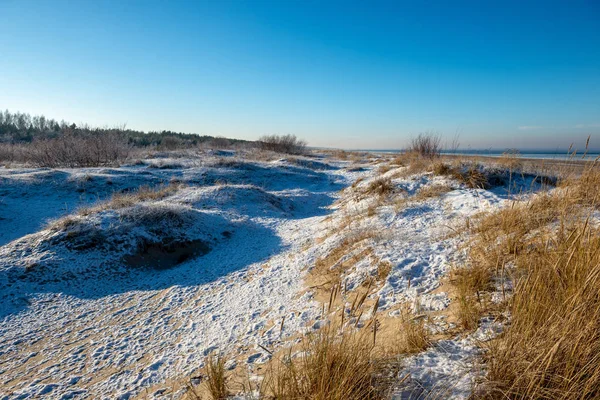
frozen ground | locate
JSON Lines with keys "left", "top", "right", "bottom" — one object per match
{"left": 0, "top": 151, "right": 540, "bottom": 399}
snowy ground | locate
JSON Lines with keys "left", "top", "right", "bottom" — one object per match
{"left": 0, "top": 151, "right": 539, "bottom": 399}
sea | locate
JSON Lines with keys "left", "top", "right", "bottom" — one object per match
{"left": 360, "top": 149, "right": 600, "bottom": 161}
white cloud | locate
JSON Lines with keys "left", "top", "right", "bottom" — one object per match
{"left": 518, "top": 126, "right": 543, "bottom": 131}
{"left": 574, "top": 123, "right": 600, "bottom": 129}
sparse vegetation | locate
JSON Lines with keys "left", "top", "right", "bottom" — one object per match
{"left": 393, "top": 307, "right": 431, "bottom": 354}
{"left": 364, "top": 177, "right": 395, "bottom": 197}
{"left": 415, "top": 183, "right": 453, "bottom": 200}
{"left": 263, "top": 326, "right": 390, "bottom": 400}
{"left": 448, "top": 163, "right": 600, "bottom": 398}
{"left": 76, "top": 183, "right": 183, "bottom": 216}
{"left": 408, "top": 132, "right": 442, "bottom": 159}
{"left": 0, "top": 110, "right": 255, "bottom": 166}
{"left": 204, "top": 355, "right": 229, "bottom": 400}
{"left": 258, "top": 134, "right": 307, "bottom": 155}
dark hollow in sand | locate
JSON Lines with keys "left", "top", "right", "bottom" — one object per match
{"left": 124, "top": 239, "right": 211, "bottom": 270}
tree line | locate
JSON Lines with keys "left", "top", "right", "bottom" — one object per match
{"left": 0, "top": 110, "right": 248, "bottom": 148}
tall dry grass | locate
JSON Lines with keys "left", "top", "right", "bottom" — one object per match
{"left": 481, "top": 219, "right": 600, "bottom": 399}
{"left": 263, "top": 327, "right": 389, "bottom": 400}
{"left": 186, "top": 354, "right": 229, "bottom": 400}
{"left": 456, "top": 164, "right": 600, "bottom": 399}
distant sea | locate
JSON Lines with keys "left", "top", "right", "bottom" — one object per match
{"left": 359, "top": 149, "right": 600, "bottom": 161}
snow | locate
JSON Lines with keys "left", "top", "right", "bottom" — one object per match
{"left": 391, "top": 317, "right": 505, "bottom": 399}
{"left": 0, "top": 153, "right": 541, "bottom": 399}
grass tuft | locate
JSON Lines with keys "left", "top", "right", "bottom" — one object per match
{"left": 264, "top": 326, "right": 389, "bottom": 400}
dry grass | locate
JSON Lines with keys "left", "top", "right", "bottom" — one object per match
{"left": 364, "top": 177, "right": 395, "bottom": 197}
{"left": 204, "top": 355, "right": 229, "bottom": 400}
{"left": 391, "top": 306, "right": 431, "bottom": 354}
{"left": 454, "top": 166, "right": 489, "bottom": 189}
{"left": 450, "top": 263, "right": 494, "bottom": 331}
{"left": 78, "top": 183, "right": 182, "bottom": 216}
{"left": 431, "top": 161, "right": 451, "bottom": 176}
{"left": 480, "top": 219, "right": 600, "bottom": 399}
{"left": 415, "top": 184, "right": 453, "bottom": 200}
{"left": 186, "top": 355, "right": 229, "bottom": 400}
{"left": 377, "top": 164, "right": 393, "bottom": 175}
{"left": 262, "top": 326, "right": 391, "bottom": 400}
{"left": 311, "top": 229, "right": 379, "bottom": 290}
{"left": 451, "top": 164, "right": 600, "bottom": 399}
{"left": 45, "top": 182, "right": 184, "bottom": 235}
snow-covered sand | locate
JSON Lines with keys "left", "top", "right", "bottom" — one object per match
{"left": 0, "top": 152, "right": 536, "bottom": 399}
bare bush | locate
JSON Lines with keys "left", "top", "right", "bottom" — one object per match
{"left": 29, "top": 131, "right": 130, "bottom": 167}
{"left": 208, "top": 136, "right": 231, "bottom": 149}
{"left": 408, "top": 131, "right": 442, "bottom": 159}
{"left": 257, "top": 134, "right": 307, "bottom": 155}
{"left": 0, "top": 143, "right": 28, "bottom": 163}
{"left": 158, "top": 136, "right": 183, "bottom": 151}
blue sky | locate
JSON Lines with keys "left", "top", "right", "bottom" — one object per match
{"left": 1, "top": 0, "right": 599, "bottom": 150}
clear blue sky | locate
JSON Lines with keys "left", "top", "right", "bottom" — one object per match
{"left": 1, "top": 0, "right": 599, "bottom": 150}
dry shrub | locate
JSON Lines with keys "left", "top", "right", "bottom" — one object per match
{"left": 29, "top": 131, "right": 129, "bottom": 167}
{"left": 258, "top": 134, "right": 307, "bottom": 155}
{"left": 0, "top": 143, "right": 29, "bottom": 163}
{"left": 408, "top": 132, "right": 442, "bottom": 159}
{"left": 264, "top": 327, "right": 389, "bottom": 400}
{"left": 159, "top": 136, "right": 184, "bottom": 150}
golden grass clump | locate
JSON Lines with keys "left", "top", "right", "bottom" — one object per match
{"left": 456, "top": 165, "right": 600, "bottom": 398}
{"left": 415, "top": 183, "right": 452, "bottom": 200}
{"left": 451, "top": 263, "right": 494, "bottom": 331}
{"left": 364, "top": 177, "right": 395, "bottom": 197}
{"left": 204, "top": 355, "right": 229, "bottom": 400}
{"left": 377, "top": 164, "right": 393, "bottom": 175}
{"left": 481, "top": 220, "right": 600, "bottom": 399}
{"left": 264, "top": 327, "right": 389, "bottom": 400}
{"left": 392, "top": 307, "right": 431, "bottom": 354}
{"left": 431, "top": 161, "right": 451, "bottom": 175}
{"left": 79, "top": 182, "right": 182, "bottom": 216}
{"left": 186, "top": 354, "right": 229, "bottom": 400}
{"left": 455, "top": 166, "right": 488, "bottom": 189}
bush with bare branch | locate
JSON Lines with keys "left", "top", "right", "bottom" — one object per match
{"left": 408, "top": 131, "right": 442, "bottom": 159}
{"left": 29, "top": 130, "right": 130, "bottom": 167}
{"left": 257, "top": 134, "right": 307, "bottom": 155}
